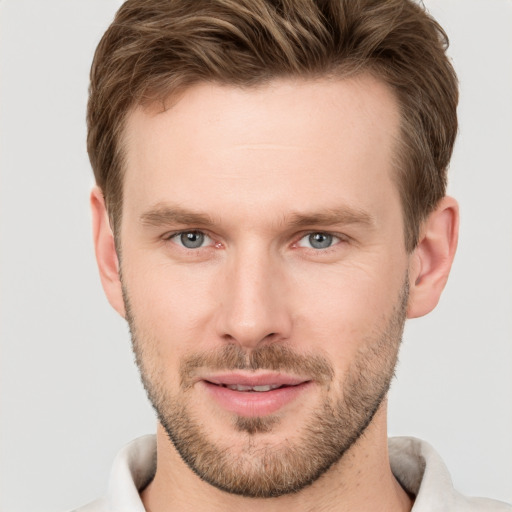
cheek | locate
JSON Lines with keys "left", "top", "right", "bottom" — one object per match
{"left": 291, "top": 262, "right": 405, "bottom": 357}
{"left": 122, "top": 255, "right": 219, "bottom": 354}
{"left": 123, "top": 263, "right": 221, "bottom": 396}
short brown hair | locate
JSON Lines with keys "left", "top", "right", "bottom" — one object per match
{"left": 87, "top": 0, "right": 458, "bottom": 251}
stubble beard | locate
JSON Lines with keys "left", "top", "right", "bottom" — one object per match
{"left": 124, "top": 280, "right": 408, "bottom": 498}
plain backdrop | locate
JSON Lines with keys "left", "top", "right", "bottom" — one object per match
{"left": 1, "top": 1, "right": 511, "bottom": 510}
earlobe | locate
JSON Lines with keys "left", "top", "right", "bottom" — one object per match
{"left": 407, "top": 196, "right": 459, "bottom": 319}
{"left": 90, "top": 187, "right": 126, "bottom": 317}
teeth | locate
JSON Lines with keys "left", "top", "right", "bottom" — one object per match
{"left": 253, "top": 384, "right": 280, "bottom": 392}
{"left": 227, "top": 384, "right": 252, "bottom": 391}
{"left": 225, "top": 384, "right": 282, "bottom": 392}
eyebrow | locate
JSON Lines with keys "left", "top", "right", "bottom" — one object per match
{"left": 139, "top": 204, "right": 375, "bottom": 229}
{"left": 140, "top": 206, "right": 215, "bottom": 227}
{"left": 286, "top": 208, "right": 375, "bottom": 229}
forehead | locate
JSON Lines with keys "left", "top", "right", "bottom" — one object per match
{"left": 121, "top": 75, "right": 401, "bottom": 226}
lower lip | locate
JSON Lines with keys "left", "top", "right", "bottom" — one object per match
{"left": 202, "top": 381, "right": 312, "bottom": 417}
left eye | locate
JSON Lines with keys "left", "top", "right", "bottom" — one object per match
{"left": 171, "top": 231, "right": 211, "bottom": 249}
{"left": 297, "top": 232, "right": 340, "bottom": 250}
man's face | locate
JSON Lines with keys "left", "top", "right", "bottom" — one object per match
{"left": 118, "top": 76, "right": 411, "bottom": 497}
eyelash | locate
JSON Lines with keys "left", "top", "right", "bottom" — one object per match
{"left": 164, "top": 230, "right": 348, "bottom": 252}
{"left": 294, "top": 232, "right": 344, "bottom": 250}
{"left": 165, "top": 230, "right": 216, "bottom": 250}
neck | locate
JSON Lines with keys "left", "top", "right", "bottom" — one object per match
{"left": 141, "top": 400, "right": 412, "bottom": 512}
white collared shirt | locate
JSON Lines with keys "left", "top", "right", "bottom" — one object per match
{"left": 72, "top": 435, "right": 511, "bottom": 512}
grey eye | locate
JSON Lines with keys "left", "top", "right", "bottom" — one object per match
{"left": 297, "top": 232, "right": 339, "bottom": 250}
{"left": 177, "top": 231, "right": 206, "bottom": 249}
{"left": 307, "top": 233, "right": 333, "bottom": 249}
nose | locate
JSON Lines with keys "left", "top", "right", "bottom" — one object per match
{"left": 215, "top": 245, "right": 292, "bottom": 349}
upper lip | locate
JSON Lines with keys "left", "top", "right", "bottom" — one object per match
{"left": 202, "top": 372, "right": 310, "bottom": 387}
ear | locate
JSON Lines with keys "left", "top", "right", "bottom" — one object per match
{"left": 90, "top": 186, "right": 126, "bottom": 318}
{"left": 407, "top": 196, "right": 459, "bottom": 319}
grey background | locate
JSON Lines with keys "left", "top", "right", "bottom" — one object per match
{"left": 1, "top": 0, "right": 511, "bottom": 510}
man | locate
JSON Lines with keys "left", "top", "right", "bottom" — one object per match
{"left": 77, "top": 0, "right": 510, "bottom": 510}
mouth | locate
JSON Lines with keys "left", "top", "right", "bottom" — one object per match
{"left": 214, "top": 383, "right": 287, "bottom": 392}
{"left": 200, "top": 373, "right": 313, "bottom": 417}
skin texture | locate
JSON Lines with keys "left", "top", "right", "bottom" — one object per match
{"left": 91, "top": 75, "right": 459, "bottom": 511}
{"left": 125, "top": 277, "right": 408, "bottom": 498}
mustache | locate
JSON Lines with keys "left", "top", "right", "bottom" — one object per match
{"left": 180, "top": 344, "right": 334, "bottom": 388}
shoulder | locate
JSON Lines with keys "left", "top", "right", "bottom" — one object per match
{"left": 68, "top": 497, "right": 108, "bottom": 512}
{"left": 389, "top": 437, "right": 512, "bottom": 512}
{"left": 68, "top": 435, "right": 156, "bottom": 512}
{"left": 458, "top": 497, "right": 512, "bottom": 512}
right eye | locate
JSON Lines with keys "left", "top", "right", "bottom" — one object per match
{"left": 169, "top": 231, "right": 212, "bottom": 249}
